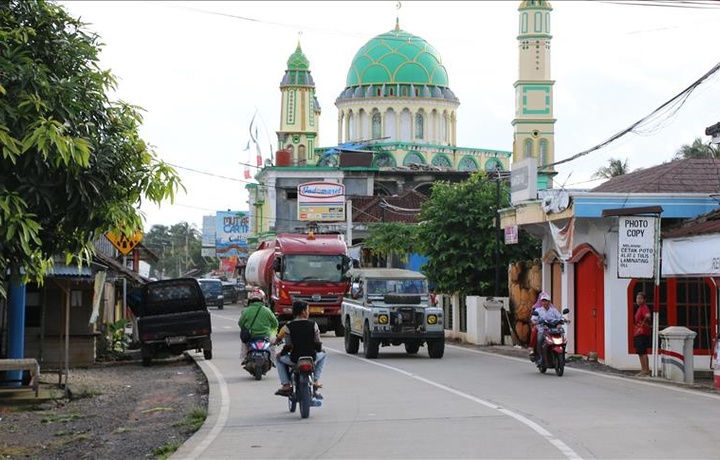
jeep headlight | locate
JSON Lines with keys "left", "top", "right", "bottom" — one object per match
{"left": 378, "top": 314, "right": 389, "bottom": 325}
{"left": 427, "top": 314, "right": 438, "bottom": 325}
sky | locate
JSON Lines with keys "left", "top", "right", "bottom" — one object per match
{"left": 60, "top": 0, "right": 720, "bottom": 233}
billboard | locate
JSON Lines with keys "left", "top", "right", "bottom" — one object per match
{"left": 215, "top": 210, "right": 250, "bottom": 260}
{"left": 297, "top": 181, "right": 346, "bottom": 222}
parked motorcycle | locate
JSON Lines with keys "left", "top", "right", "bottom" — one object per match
{"left": 531, "top": 308, "right": 570, "bottom": 377}
{"left": 243, "top": 336, "right": 273, "bottom": 380}
{"left": 284, "top": 356, "right": 322, "bottom": 419}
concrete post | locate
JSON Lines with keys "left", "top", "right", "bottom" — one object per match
{"left": 659, "top": 326, "right": 697, "bottom": 384}
{"left": 483, "top": 297, "right": 505, "bottom": 345}
{"left": 466, "top": 296, "right": 483, "bottom": 344}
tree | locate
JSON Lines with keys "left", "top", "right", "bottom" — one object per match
{"left": 0, "top": 1, "right": 183, "bottom": 297}
{"left": 363, "top": 222, "right": 417, "bottom": 267}
{"left": 415, "top": 172, "right": 540, "bottom": 297}
{"left": 592, "top": 158, "right": 630, "bottom": 180}
{"left": 673, "top": 137, "right": 720, "bottom": 160}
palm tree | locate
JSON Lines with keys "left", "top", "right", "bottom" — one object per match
{"left": 592, "top": 158, "right": 630, "bottom": 180}
{"left": 674, "top": 137, "right": 720, "bottom": 160}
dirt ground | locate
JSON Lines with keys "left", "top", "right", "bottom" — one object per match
{"left": 0, "top": 354, "right": 208, "bottom": 460}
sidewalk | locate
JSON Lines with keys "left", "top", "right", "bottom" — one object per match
{"left": 466, "top": 342, "right": 717, "bottom": 393}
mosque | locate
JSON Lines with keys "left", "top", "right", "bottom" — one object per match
{"left": 246, "top": 0, "right": 555, "bottom": 245}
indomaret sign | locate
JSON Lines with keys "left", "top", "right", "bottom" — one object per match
{"left": 297, "top": 181, "right": 346, "bottom": 222}
{"left": 618, "top": 216, "right": 656, "bottom": 279}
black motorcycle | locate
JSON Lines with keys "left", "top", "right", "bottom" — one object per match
{"left": 284, "top": 356, "right": 322, "bottom": 419}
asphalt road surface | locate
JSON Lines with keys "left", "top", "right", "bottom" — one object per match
{"left": 171, "top": 304, "right": 720, "bottom": 460}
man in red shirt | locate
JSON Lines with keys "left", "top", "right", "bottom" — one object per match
{"left": 633, "top": 292, "right": 652, "bottom": 376}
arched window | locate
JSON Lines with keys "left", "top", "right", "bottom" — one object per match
{"left": 372, "top": 113, "right": 382, "bottom": 140}
{"left": 524, "top": 138, "right": 533, "bottom": 158}
{"left": 348, "top": 112, "right": 355, "bottom": 140}
{"left": 458, "top": 156, "right": 478, "bottom": 171}
{"left": 373, "top": 153, "right": 396, "bottom": 168}
{"left": 298, "top": 145, "right": 306, "bottom": 166}
{"left": 403, "top": 152, "right": 424, "bottom": 166}
{"left": 539, "top": 139, "right": 548, "bottom": 166}
{"left": 415, "top": 113, "right": 424, "bottom": 140}
{"left": 431, "top": 154, "right": 452, "bottom": 167}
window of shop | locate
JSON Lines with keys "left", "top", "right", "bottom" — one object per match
{"left": 629, "top": 278, "right": 715, "bottom": 354}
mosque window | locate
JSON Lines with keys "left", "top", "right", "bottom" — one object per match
{"left": 415, "top": 87, "right": 419, "bottom": 97}
{"left": 374, "top": 153, "right": 396, "bottom": 168}
{"left": 458, "top": 156, "right": 478, "bottom": 172}
{"left": 521, "top": 13, "right": 528, "bottom": 34}
{"left": 286, "top": 91, "right": 295, "bottom": 125}
{"left": 402, "top": 86, "right": 407, "bottom": 97}
{"left": 403, "top": 152, "right": 424, "bottom": 166}
{"left": 431, "top": 154, "right": 452, "bottom": 168}
{"left": 539, "top": 139, "right": 548, "bottom": 166}
{"left": 372, "top": 113, "right": 382, "bottom": 139}
{"left": 298, "top": 145, "right": 307, "bottom": 166}
{"left": 415, "top": 114, "right": 424, "bottom": 140}
{"left": 389, "top": 87, "right": 395, "bottom": 97}
{"left": 377, "top": 87, "right": 382, "bottom": 97}
{"left": 524, "top": 138, "right": 533, "bottom": 158}
{"left": 534, "top": 12, "right": 542, "bottom": 33}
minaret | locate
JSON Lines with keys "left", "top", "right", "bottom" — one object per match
{"left": 278, "top": 40, "right": 321, "bottom": 166}
{"left": 513, "top": 0, "right": 556, "bottom": 190}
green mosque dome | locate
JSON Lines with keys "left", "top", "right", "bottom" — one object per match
{"left": 338, "top": 21, "right": 456, "bottom": 102}
{"left": 281, "top": 42, "right": 315, "bottom": 87}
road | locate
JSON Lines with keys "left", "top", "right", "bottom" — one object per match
{"left": 172, "top": 303, "right": 720, "bottom": 460}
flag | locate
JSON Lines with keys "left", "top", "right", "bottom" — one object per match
{"left": 243, "top": 139, "right": 250, "bottom": 151}
{"left": 244, "top": 167, "right": 251, "bottom": 180}
{"left": 255, "top": 142, "right": 263, "bottom": 167}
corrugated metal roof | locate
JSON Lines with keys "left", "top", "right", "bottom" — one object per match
{"left": 46, "top": 264, "right": 93, "bottom": 277}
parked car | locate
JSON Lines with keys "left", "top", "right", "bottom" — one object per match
{"left": 197, "top": 278, "right": 224, "bottom": 309}
{"left": 222, "top": 281, "right": 238, "bottom": 304}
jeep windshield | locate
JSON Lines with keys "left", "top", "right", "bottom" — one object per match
{"left": 366, "top": 278, "right": 428, "bottom": 296}
{"left": 282, "top": 255, "right": 345, "bottom": 282}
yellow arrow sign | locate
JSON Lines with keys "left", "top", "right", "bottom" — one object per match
{"left": 105, "top": 231, "right": 143, "bottom": 255}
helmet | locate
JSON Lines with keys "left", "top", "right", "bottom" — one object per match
{"left": 248, "top": 289, "right": 266, "bottom": 304}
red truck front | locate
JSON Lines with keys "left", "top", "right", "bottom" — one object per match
{"left": 271, "top": 233, "right": 352, "bottom": 336}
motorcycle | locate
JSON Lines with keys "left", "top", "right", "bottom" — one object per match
{"left": 284, "top": 356, "right": 322, "bottom": 419}
{"left": 243, "top": 336, "right": 273, "bottom": 380}
{"left": 531, "top": 308, "right": 570, "bottom": 377}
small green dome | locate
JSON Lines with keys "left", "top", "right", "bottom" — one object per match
{"left": 345, "top": 23, "right": 449, "bottom": 88}
{"left": 287, "top": 42, "right": 309, "bottom": 71}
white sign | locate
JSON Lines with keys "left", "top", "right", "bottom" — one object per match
{"left": 618, "top": 216, "right": 656, "bottom": 279}
{"left": 297, "top": 181, "right": 346, "bottom": 222}
{"left": 511, "top": 157, "right": 538, "bottom": 204}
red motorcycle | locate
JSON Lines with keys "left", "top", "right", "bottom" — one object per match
{"left": 531, "top": 308, "right": 570, "bottom": 377}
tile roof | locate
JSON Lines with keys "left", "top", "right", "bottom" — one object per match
{"left": 590, "top": 159, "right": 720, "bottom": 194}
{"left": 350, "top": 190, "right": 428, "bottom": 224}
{"left": 663, "top": 207, "right": 720, "bottom": 238}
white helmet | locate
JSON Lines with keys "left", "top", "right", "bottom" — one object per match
{"left": 248, "top": 289, "right": 266, "bottom": 304}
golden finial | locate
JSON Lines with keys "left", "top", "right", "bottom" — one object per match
{"left": 395, "top": 1, "right": 401, "bottom": 30}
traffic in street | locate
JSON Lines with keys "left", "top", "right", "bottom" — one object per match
{"left": 172, "top": 304, "right": 720, "bottom": 460}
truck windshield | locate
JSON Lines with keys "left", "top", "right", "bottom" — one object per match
{"left": 283, "top": 255, "right": 345, "bottom": 282}
{"left": 367, "top": 279, "right": 428, "bottom": 295}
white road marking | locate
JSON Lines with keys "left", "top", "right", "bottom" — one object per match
{"left": 325, "top": 346, "right": 582, "bottom": 460}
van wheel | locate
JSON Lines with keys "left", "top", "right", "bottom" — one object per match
{"left": 142, "top": 357, "right": 151, "bottom": 367}
{"left": 363, "top": 323, "right": 379, "bottom": 359}
{"left": 203, "top": 349, "right": 213, "bottom": 360}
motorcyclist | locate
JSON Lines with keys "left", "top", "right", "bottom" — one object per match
{"left": 273, "top": 300, "right": 327, "bottom": 398}
{"left": 530, "top": 292, "right": 563, "bottom": 364}
{"left": 238, "top": 289, "right": 278, "bottom": 364}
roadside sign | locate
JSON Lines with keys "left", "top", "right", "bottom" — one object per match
{"left": 105, "top": 231, "right": 143, "bottom": 255}
{"left": 618, "top": 216, "right": 656, "bottom": 278}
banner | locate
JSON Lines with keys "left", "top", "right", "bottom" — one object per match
{"left": 548, "top": 217, "right": 574, "bottom": 261}
{"left": 618, "top": 216, "right": 656, "bottom": 279}
{"left": 662, "top": 234, "right": 720, "bottom": 277}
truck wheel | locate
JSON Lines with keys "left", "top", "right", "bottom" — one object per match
{"left": 334, "top": 320, "right": 345, "bottom": 337}
{"left": 363, "top": 323, "right": 379, "bottom": 359}
{"left": 142, "top": 356, "right": 151, "bottom": 367}
{"left": 427, "top": 338, "right": 445, "bottom": 359}
{"left": 203, "top": 349, "right": 213, "bottom": 360}
{"left": 344, "top": 318, "right": 360, "bottom": 354}
{"left": 405, "top": 342, "right": 421, "bottom": 354}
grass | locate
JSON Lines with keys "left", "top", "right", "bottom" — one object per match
{"left": 173, "top": 405, "right": 207, "bottom": 433}
{"left": 152, "top": 439, "right": 184, "bottom": 459}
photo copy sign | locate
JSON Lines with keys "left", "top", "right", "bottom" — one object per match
{"left": 618, "top": 216, "right": 656, "bottom": 279}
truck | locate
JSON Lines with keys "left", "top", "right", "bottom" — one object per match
{"left": 245, "top": 232, "right": 354, "bottom": 336}
{"left": 128, "top": 278, "right": 213, "bottom": 367}
{"left": 341, "top": 268, "right": 445, "bottom": 359}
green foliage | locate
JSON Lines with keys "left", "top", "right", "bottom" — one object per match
{"left": 674, "top": 137, "right": 720, "bottom": 160}
{"left": 107, "top": 318, "right": 130, "bottom": 352}
{"left": 416, "top": 171, "right": 540, "bottom": 297}
{"left": 363, "top": 222, "right": 417, "bottom": 263}
{"left": 143, "top": 222, "right": 215, "bottom": 279}
{"left": 592, "top": 157, "right": 630, "bottom": 179}
{"left": 0, "top": 1, "right": 183, "bottom": 296}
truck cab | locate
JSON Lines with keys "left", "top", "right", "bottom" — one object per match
{"left": 341, "top": 268, "right": 445, "bottom": 359}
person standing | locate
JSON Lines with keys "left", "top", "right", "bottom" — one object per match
{"left": 633, "top": 292, "right": 652, "bottom": 376}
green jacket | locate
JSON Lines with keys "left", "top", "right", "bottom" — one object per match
{"left": 238, "top": 301, "right": 278, "bottom": 338}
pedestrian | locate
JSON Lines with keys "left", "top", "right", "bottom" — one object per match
{"left": 633, "top": 291, "right": 652, "bottom": 376}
